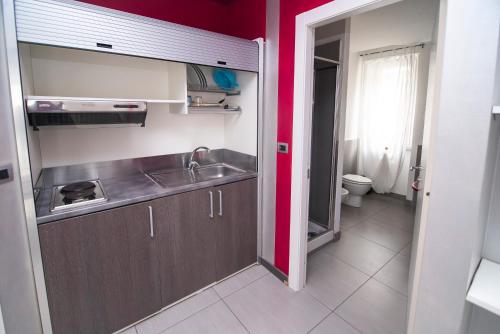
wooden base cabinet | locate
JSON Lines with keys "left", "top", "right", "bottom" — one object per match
{"left": 155, "top": 177, "right": 258, "bottom": 304}
{"left": 215, "top": 178, "right": 258, "bottom": 280}
{"left": 38, "top": 201, "right": 162, "bottom": 334}
{"left": 38, "top": 178, "right": 257, "bottom": 334}
{"left": 153, "top": 188, "right": 217, "bottom": 305}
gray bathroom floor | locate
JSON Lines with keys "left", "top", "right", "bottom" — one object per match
{"left": 121, "top": 193, "right": 414, "bottom": 334}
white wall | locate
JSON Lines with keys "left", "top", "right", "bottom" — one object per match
{"left": 261, "top": 0, "right": 280, "bottom": 264}
{"left": 21, "top": 45, "right": 257, "bottom": 167}
{"left": 0, "top": 4, "right": 42, "bottom": 332}
{"left": 18, "top": 44, "right": 42, "bottom": 183}
{"left": 343, "top": 0, "right": 439, "bottom": 196}
{"left": 467, "top": 16, "right": 500, "bottom": 334}
{"left": 481, "top": 26, "right": 500, "bottom": 266}
{"left": 224, "top": 70, "right": 258, "bottom": 156}
{"left": 410, "top": 0, "right": 500, "bottom": 332}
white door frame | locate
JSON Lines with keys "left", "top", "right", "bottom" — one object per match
{"left": 288, "top": 0, "right": 404, "bottom": 292}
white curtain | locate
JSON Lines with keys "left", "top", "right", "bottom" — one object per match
{"left": 354, "top": 47, "right": 419, "bottom": 193}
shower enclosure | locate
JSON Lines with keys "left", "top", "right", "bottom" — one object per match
{"left": 308, "top": 40, "right": 341, "bottom": 242}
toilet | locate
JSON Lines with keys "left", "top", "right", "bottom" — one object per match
{"left": 341, "top": 187, "right": 349, "bottom": 201}
{"left": 342, "top": 174, "right": 372, "bottom": 207}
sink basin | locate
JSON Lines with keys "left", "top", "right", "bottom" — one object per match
{"left": 195, "top": 164, "right": 245, "bottom": 179}
{"left": 147, "top": 163, "right": 246, "bottom": 188}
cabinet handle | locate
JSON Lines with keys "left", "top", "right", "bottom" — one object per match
{"left": 148, "top": 205, "right": 154, "bottom": 238}
{"left": 218, "top": 190, "right": 223, "bottom": 216}
{"left": 209, "top": 191, "right": 214, "bottom": 218}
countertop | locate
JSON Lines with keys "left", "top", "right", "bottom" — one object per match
{"left": 35, "top": 149, "right": 257, "bottom": 224}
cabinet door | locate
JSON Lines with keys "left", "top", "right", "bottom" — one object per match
{"left": 215, "top": 178, "right": 258, "bottom": 280}
{"left": 38, "top": 202, "right": 162, "bottom": 334}
{"left": 15, "top": 0, "right": 259, "bottom": 72}
{"left": 154, "top": 188, "right": 217, "bottom": 305}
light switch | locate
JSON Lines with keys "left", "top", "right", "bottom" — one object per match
{"left": 0, "top": 164, "right": 13, "bottom": 185}
{"left": 277, "top": 142, "right": 289, "bottom": 154}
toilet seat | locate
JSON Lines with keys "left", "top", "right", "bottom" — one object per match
{"left": 342, "top": 174, "right": 372, "bottom": 185}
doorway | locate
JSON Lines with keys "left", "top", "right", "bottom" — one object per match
{"left": 288, "top": 0, "right": 442, "bottom": 332}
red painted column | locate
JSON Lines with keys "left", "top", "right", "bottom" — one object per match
{"left": 274, "top": 0, "right": 334, "bottom": 274}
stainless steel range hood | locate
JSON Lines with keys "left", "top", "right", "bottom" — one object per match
{"left": 26, "top": 97, "right": 148, "bottom": 129}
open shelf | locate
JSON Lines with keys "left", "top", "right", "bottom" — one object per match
{"left": 187, "top": 84, "right": 240, "bottom": 96}
{"left": 493, "top": 106, "right": 500, "bottom": 115}
{"left": 186, "top": 106, "right": 241, "bottom": 114}
{"left": 466, "top": 258, "right": 500, "bottom": 316}
{"left": 26, "top": 96, "right": 186, "bottom": 104}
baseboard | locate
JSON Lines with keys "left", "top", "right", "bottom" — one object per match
{"left": 258, "top": 257, "right": 288, "bottom": 283}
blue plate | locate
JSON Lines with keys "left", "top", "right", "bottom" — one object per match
{"left": 213, "top": 69, "right": 239, "bottom": 90}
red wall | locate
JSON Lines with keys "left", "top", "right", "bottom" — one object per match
{"left": 274, "top": 0, "right": 334, "bottom": 274}
{"left": 78, "top": 0, "right": 266, "bottom": 40}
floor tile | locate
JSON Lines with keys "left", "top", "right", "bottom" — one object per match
{"left": 339, "top": 193, "right": 400, "bottom": 231}
{"left": 359, "top": 195, "right": 392, "bottom": 214}
{"left": 336, "top": 279, "right": 408, "bottom": 334}
{"left": 323, "top": 232, "right": 396, "bottom": 276}
{"left": 374, "top": 253, "right": 410, "bottom": 295}
{"left": 339, "top": 203, "right": 381, "bottom": 231}
{"left": 118, "top": 326, "right": 138, "bottom": 334}
{"left": 372, "top": 204, "right": 415, "bottom": 232}
{"left": 163, "top": 301, "right": 247, "bottom": 334}
{"left": 339, "top": 207, "right": 366, "bottom": 231}
{"left": 348, "top": 219, "right": 412, "bottom": 252}
{"left": 214, "top": 265, "right": 269, "bottom": 298}
{"left": 309, "top": 313, "right": 361, "bottom": 334}
{"left": 136, "top": 288, "right": 220, "bottom": 334}
{"left": 305, "top": 251, "right": 369, "bottom": 310}
{"left": 400, "top": 244, "right": 412, "bottom": 256}
{"left": 225, "top": 274, "right": 330, "bottom": 334}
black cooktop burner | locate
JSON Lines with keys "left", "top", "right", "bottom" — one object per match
{"left": 51, "top": 180, "right": 107, "bottom": 212}
{"left": 63, "top": 193, "right": 96, "bottom": 204}
{"left": 61, "top": 181, "right": 96, "bottom": 194}
{"left": 60, "top": 181, "right": 97, "bottom": 203}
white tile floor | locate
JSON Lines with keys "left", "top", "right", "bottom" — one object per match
{"left": 121, "top": 193, "right": 414, "bottom": 334}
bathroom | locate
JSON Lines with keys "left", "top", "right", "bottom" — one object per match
{"left": 306, "top": 0, "right": 435, "bottom": 247}
{"left": 304, "top": 0, "right": 438, "bottom": 331}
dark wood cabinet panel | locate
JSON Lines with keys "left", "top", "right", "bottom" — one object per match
{"left": 38, "top": 202, "right": 162, "bottom": 334}
{"left": 215, "top": 178, "right": 258, "bottom": 280}
{"left": 38, "top": 178, "right": 257, "bottom": 333}
{"left": 154, "top": 188, "right": 217, "bottom": 304}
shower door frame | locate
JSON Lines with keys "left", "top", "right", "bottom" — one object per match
{"left": 307, "top": 38, "right": 343, "bottom": 252}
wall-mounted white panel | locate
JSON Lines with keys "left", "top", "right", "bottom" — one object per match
{"left": 14, "top": 0, "right": 259, "bottom": 72}
{"left": 224, "top": 71, "right": 258, "bottom": 156}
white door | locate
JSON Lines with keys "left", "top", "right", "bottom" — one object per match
{"left": 406, "top": 0, "right": 442, "bottom": 328}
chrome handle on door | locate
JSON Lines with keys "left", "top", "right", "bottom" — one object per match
{"left": 148, "top": 205, "right": 154, "bottom": 238}
{"left": 410, "top": 165, "right": 424, "bottom": 171}
{"left": 209, "top": 191, "right": 214, "bottom": 218}
{"left": 218, "top": 190, "right": 223, "bottom": 216}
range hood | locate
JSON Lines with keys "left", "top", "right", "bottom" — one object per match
{"left": 26, "top": 97, "right": 148, "bottom": 129}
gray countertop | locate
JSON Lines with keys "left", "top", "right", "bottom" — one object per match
{"left": 35, "top": 149, "right": 257, "bottom": 224}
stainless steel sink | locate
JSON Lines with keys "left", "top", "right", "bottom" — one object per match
{"left": 147, "top": 163, "right": 246, "bottom": 188}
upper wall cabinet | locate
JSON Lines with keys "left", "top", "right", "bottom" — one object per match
{"left": 14, "top": 0, "right": 259, "bottom": 72}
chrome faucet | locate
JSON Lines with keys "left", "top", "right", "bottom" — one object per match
{"left": 187, "top": 146, "right": 210, "bottom": 170}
